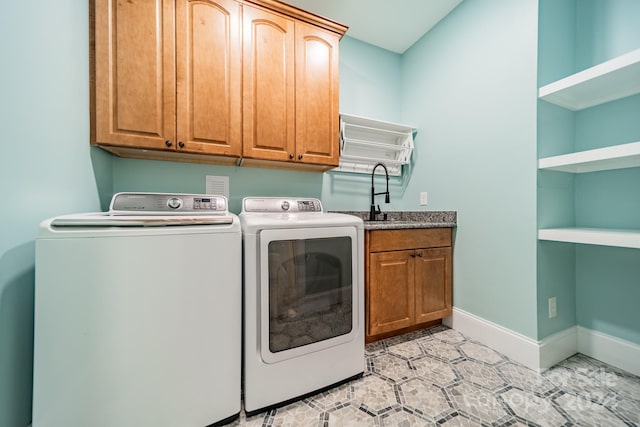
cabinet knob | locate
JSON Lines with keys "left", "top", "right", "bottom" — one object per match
{"left": 165, "top": 140, "right": 172, "bottom": 147}
{"left": 416, "top": 252, "right": 423, "bottom": 258}
{"left": 178, "top": 141, "right": 185, "bottom": 148}
{"left": 298, "top": 154, "right": 303, "bottom": 160}
{"left": 289, "top": 153, "right": 294, "bottom": 159}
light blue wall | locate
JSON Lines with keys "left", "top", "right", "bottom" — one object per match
{"left": 573, "top": 0, "right": 640, "bottom": 344}
{"left": 0, "top": 2, "right": 112, "bottom": 426}
{"left": 112, "top": 158, "right": 324, "bottom": 214}
{"left": 536, "top": 0, "right": 578, "bottom": 339}
{"left": 322, "top": 36, "right": 405, "bottom": 212}
{"left": 575, "top": 0, "right": 640, "bottom": 70}
{"left": 537, "top": 0, "right": 640, "bottom": 343}
{"left": 399, "top": 0, "right": 539, "bottom": 338}
{"left": 336, "top": 36, "right": 402, "bottom": 123}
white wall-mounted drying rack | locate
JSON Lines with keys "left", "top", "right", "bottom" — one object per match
{"left": 336, "top": 113, "right": 416, "bottom": 176}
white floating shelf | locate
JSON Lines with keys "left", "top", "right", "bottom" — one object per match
{"left": 539, "top": 48, "right": 640, "bottom": 110}
{"left": 538, "top": 141, "right": 640, "bottom": 173}
{"left": 539, "top": 228, "right": 640, "bottom": 249}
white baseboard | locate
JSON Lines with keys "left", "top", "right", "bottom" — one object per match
{"left": 443, "top": 307, "right": 542, "bottom": 370}
{"left": 537, "top": 326, "right": 579, "bottom": 371}
{"left": 578, "top": 326, "right": 640, "bottom": 377}
{"left": 444, "top": 307, "right": 640, "bottom": 376}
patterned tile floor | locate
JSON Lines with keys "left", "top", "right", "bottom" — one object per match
{"left": 227, "top": 325, "right": 640, "bottom": 426}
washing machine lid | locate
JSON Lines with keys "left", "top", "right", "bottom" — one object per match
{"left": 50, "top": 212, "right": 234, "bottom": 227}
{"left": 50, "top": 192, "right": 234, "bottom": 227}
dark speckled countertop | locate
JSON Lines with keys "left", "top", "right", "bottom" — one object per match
{"left": 332, "top": 211, "right": 457, "bottom": 230}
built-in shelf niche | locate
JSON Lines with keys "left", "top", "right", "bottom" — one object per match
{"left": 538, "top": 49, "right": 640, "bottom": 250}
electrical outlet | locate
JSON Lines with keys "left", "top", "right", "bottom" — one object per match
{"left": 419, "top": 192, "right": 428, "bottom": 206}
{"left": 548, "top": 297, "right": 557, "bottom": 318}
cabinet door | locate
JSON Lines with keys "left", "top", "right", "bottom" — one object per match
{"left": 368, "top": 250, "right": 415, "bottom": 336}
{"left": 175, "top": 0, "right": 241, "bottom": 156}
{"left": 242, "top": 6, "right": 295, "bottom": 161}
{"left": 93, "top": 0, "right": 176, "bottom": 149}
{"left": 294, "top": 22, "right": 340, "bottom": 166}
{"left": 414, "top": 247, "right": 452, "bottom": 324}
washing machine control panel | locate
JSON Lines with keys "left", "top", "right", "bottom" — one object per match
{"left": 109, "top": 192, "right": 228, "bottom": 215}
{"left": 242, "top": 197, "right": 323, "bottom": 213}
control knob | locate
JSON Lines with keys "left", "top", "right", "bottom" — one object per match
{"left": 167, "top": 197, "right": 183, "bottom": 210}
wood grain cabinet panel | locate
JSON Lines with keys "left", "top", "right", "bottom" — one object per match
{"left": 242, "top": 7, "right": 341, "bottom": 167}
{"left": 414, "top": 247, "right": 452, "bottom": 324}
{"left": 368, "top": 250, "right": 415, "bottom": 336}
{"left": 93, "top": 0, "right": 175, "bottom": 149}
{"left": 294, "top": 22, "right": 340, "bottom": 166}
{"left": 93, "top": 0, "right": 242, "bottom": 157}
{"left": 366, "top": 228, "right": 453, "bottom": 342}
{"left": 176, "top": 0, "right": 242, "bottom": 156}
{"left": 242, "top": 6, "right": 296, "bottom": 161}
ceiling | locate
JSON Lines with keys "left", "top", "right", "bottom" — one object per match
{"left": 284, "top": 0, "right": 463, "bottom": 54}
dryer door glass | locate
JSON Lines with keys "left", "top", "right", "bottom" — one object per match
{"left": 268, "top": 236, "right": 352, "bottom": 352}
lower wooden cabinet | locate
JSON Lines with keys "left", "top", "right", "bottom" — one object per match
{"left": 366, "top": 228, "right": 452, "bottom": 342}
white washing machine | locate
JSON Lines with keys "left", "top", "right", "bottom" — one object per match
{"left": 240, "top": 197, "right": 364, "bottom": 414}
{"left": 33, "top": 193, "right": 242, "bottom": 427}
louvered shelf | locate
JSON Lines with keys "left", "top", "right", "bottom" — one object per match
{"left": 539, "top": 48, "right": 640, "bottom": 110}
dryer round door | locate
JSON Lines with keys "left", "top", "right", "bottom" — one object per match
{"left": 258, "top": 226, "right": 360, "bottom": 364}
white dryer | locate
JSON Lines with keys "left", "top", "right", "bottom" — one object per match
{"left": 240, "top": 197, "right": 364, "bottom": 414}
{"left": 33, "top": 193, "right": 242, "bottom": 427}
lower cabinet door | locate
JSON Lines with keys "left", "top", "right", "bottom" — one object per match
{"left": 368, "top": 250, "right": 415, "bottom": 336}
{"left": 414, "top": 247, "right": 452, "bottom": 324}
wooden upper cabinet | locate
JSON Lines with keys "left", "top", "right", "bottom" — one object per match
{"left": 242, "top": 6, "right": 296, "bottom": 161}
{"left": 93, "top": 0, "right": 176, "bottom": 150}
{"left": 242, "top": 4, "right": 342, "bottom": 167}
{"left": 295, "top": 22, "right": 340, "bottom": 166}
{"left": 175, "top": 0, "right": 241, "bottom": 156}
{"left": 92, "top": 0, "right": 241, "bottom": 157}
{"left": 91, "top": 0, "right": 346, "bottom": 168}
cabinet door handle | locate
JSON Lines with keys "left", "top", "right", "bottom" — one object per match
{"left": 410, "top": 254, "right": 416, "bottom": 258}
{"left": 165, "top": 140, "right": 172, "bottom": 147}
{"left": 298, "top": 154, "right": 303, "bottom": 160}
{"left": 289, "top": 153, "right": 294, "bottom": 159}
{"left": 416, "top": 252, "right": 423, "bottom": 258}
{"left": 178, "top": 141, "right": 185, "bottom": 148}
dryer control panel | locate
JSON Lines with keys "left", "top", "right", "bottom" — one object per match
{"left": 242, "top": 197, "right": 323, "bottom": 213}
{"left": 109, "top": 192, "right": 228, "bottom": 215}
